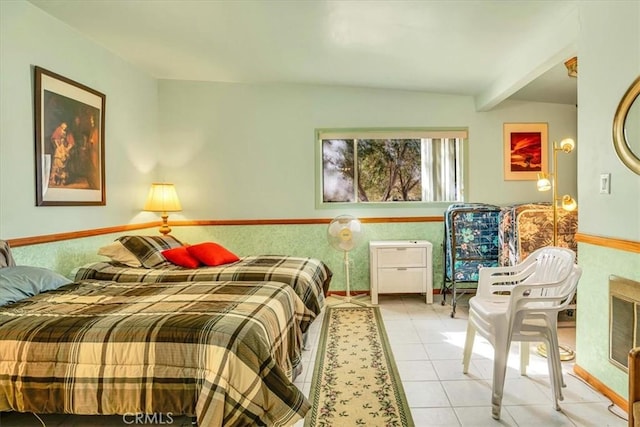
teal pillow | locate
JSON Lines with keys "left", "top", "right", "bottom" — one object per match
{"left": 0, "top": 266, "right": 72, "bottom": 306}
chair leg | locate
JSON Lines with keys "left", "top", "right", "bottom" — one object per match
{"left": 491, "top": 339, "right": 510, "bottom": 420}
{"left": 547, "top": 319, "right": 566, "bottom": 389}
{"left": 543, "top": 337, "right": 562, "bottom": 410}
{"left": 520, "top": 341, "right": 530, "bottom": 376}
{"left": 462, "top": 321, "right": 476, "bottom": 374}
{"left": 545, "top": 332, "right": 565, "bottom": 403}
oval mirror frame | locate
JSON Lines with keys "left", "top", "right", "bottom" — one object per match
{"left": 613, "top": 75, "right": 640, "bottom": 175}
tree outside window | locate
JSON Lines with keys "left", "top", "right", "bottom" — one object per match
{"left": 320, "top": 129, "right": 465, "bottom": 205}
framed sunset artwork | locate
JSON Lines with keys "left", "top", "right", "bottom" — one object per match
{"left": 503, "top": 123, "right": 548, "bottom": 180}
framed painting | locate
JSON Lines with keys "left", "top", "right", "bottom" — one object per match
{"left": 503, "top": 122, "right": 548, "bottom": 181}
{"left": 34, "top": 66, "right": 106, "bottom": 206}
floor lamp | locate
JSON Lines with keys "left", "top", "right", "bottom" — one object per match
{"left": 535, "top": 138, "right": 577, "bottom": 360}
{"left": 536, "top": 138, "right": 577, "bottom": 246}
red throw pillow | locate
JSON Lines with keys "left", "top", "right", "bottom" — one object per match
{"left": 186, "top": 242, "right": 240, "bottom": 266}
{"left": 161, "top": 246, "right": 201, "bottom": 269}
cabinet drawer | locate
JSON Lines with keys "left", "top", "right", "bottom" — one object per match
{"left": 378, "top": 268, "right": 426, "bottom": 293}
{"left": 377, "top": 247, "right": 426, "bottom": 268}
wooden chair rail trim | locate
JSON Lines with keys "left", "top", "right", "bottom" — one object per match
{"left": 575, "top": 232, "right": 640, "bottom": 254}
{"left": 5, "top": 216, "right": 443, "bottom": 247}
{"left": 573, "top": 364, "right": 628, "bottom": 414}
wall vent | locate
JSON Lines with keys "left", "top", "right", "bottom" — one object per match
{"left": 609, "top": 275, "right": 640, "bottom": 371}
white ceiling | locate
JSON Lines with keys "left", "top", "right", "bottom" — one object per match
{"left": 28, "top": 0, "right": 578, "bottom": 109}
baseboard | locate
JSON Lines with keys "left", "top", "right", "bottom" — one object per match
{"left": 327, "top": 290, "right": 370, "bottom": 296}
{"left": 573, "top": 364, "right": 628, "bottom": 413}
{"left": 328, "top": 290, "right": 442, "bottom": 297}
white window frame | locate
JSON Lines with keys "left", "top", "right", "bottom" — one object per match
{"left": 315, "top": 128, "right": 468, "bottom": 208}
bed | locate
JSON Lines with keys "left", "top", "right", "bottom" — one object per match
{"left": 73, "top": 236, "right": 333, "bottom": 326}
{"left": 0, "top": 240, "right": 314, "bottom": 426}
{"left": 441, "top": 203, "right": 502, "bottom": 317}
{"left": 498, "top": 203, "right": 578, "bottom": 266}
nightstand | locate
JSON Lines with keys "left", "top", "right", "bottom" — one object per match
{"left": 369, "top": 240, "right": 433, "bottom": 304}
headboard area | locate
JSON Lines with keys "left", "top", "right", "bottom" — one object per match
{"left": 0, "top": 240, "right": 16, "bottom": 268}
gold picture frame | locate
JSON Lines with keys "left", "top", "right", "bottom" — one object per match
{"left": 34, "top": 66, "right": 106, "bottom": 206}
{"left": 503, "top": 122, "right": 548, "bottom": 181}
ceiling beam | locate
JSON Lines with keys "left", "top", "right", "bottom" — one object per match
{"left": 474, "top": 2, "right": 579, "bottom": 111}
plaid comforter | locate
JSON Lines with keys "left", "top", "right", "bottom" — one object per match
{"left": 74, "top": 256, "right": 332, "bottom": 323}
{"left": 0, "top": 280, "right": 313, "bottom": 426}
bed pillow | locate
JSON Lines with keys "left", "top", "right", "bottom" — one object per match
{"left": 0, "top": 266, "right": 72, "bottom": 306}
{"left": 186, "top": 242, "right": 240, "bottom": 267}
{"left": 117, "top": 235, "right": 183, "bottom": 268}
{"left": 162, "top": 246, "right": 201, "bottom": 269}
{"left": 97, "top": 241, "right": 142, "bottom": 267}
{"left": 0, "top": 239, "right": 16, "bottom": 268}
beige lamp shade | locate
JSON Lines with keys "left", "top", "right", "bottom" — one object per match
{"left": 144, "top": 183, "right": 182, "bottom": 212}
{"left": 144, "top": 183, "right": 181, "bottom": 235}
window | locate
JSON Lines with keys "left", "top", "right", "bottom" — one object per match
{"left": 318, "top": 129, "right": 466, "bottom": 205}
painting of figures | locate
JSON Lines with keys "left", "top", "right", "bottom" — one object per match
{"left": 34, "top": 67, "right": 105, "bottom": 205}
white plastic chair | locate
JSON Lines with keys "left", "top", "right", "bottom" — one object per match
{"left": 461, "top": 247, "right": 582, "bottom": 420}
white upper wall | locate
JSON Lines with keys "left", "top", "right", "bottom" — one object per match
{"left": 577, "top": 1, "right": 640, "bottom": 241}
{"left": 0, "top": 1, "right": 160, "bottom": 239}
{"left": 0, "top": 0, "right": 578, "bottom": 239}
{"left": 157, "top": 79, "right": 577, "bottom": 220}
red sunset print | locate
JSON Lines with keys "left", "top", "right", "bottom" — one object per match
{"left": 509, "top": 132, "right": 542, "bottom": 172}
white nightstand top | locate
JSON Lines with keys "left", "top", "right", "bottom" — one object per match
{"left": 369, "top": 240, "right": 432, "bottom": 248}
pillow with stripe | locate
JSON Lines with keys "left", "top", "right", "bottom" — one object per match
{"left": 116, "top": 235, "right": 183, "bottom": 268}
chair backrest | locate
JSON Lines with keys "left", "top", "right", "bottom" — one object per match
{"left": 523, "top": 247, "right": 576, "bottom": 296}
{"left": 509, "top": 264, "right": 581, "bottom": 341}
{"left": 511, "top": 264, "right": 582, "bottom": 321}
{"left": 507, "top": 247, "right": 579, "bottom": 320}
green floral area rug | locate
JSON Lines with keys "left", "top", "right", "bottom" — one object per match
{"left": 305, "top": 306, "right": 414, "bottom": 427}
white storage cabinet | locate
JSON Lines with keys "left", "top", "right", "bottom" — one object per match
{"left": 369, "top": 240, "right": 433, "bottom": 305}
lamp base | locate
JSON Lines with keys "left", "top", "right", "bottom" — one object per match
{"left": 159, "top": 214, "right": 172, "bottom": 235}
{"left": 536, "top": 343, "right": 575, "bottom": 361}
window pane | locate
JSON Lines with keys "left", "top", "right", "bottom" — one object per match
{"left": 319, "top": 130, "right": 464, "bottom": 205}
{"left": 322, "top": 139, "right": 355, "bottom": 202}
{"left": 422, "top": 138, "right": 461, "bottom": 202}
{"left": 358, "top": 139, "right": 422, "bottom": 202}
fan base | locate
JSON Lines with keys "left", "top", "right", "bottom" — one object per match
{"left": 328, "top": 294, "right": 372, "bottom": 307}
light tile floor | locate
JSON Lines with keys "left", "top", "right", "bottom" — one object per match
{"left": 0, "top": 295, "right": 629, "bottom": 427}
{"left": 293, "top": 295, "right": 628, "bottom": 427}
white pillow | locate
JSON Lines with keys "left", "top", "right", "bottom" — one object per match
{"left": 97, "top": 241, "right": 142, "bottom": 267}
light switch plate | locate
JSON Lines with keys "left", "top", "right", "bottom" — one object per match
{"left": 599, "top": 173, "right": 611, "bottom": 194}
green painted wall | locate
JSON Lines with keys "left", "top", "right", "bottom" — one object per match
{"left": 10, "top": 221, "right": 445, "bottom": 294}
{"left": 575, "top": 243, "right": 640, "bottom": 400}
